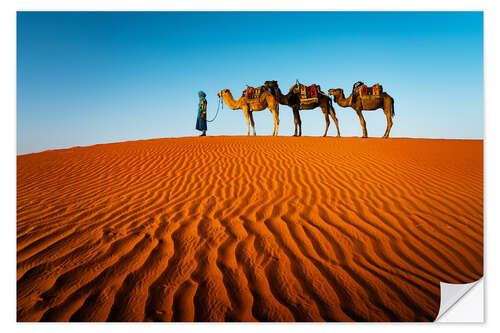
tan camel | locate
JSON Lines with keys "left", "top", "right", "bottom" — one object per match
{"left": 217, "top": 88, "right": 280, "bottom": 136}
{"left": 328, "top": 87, "right": 395, "bottom": 138}
{"left": 265, "top": 80, "right": 340, "bottom": 137}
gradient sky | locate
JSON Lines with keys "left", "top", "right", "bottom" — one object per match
{"left": 17, "top": 11, "right": 483, "bottom": 155}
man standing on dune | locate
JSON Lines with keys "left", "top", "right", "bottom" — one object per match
{"left": 196, "top": 91, "right": 208, "bottom": 136}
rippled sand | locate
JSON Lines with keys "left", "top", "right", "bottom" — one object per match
{"left": 17, "top": 136, "right": 483, "bottom": 322}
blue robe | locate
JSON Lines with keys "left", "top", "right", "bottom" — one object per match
{"left": 196, "top": 95, "right": 207, "bottom": 131}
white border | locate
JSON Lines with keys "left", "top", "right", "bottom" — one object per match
{"left": 4, "top": 1, "right": 497, "bottom": 331}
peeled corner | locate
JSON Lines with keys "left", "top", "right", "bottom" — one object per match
{"left": 435, "top": 277, "right": 484, "bottom": 322}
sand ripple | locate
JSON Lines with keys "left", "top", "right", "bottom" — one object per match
{"left": 17, "top": 137, "right": 483, "bottom": 321}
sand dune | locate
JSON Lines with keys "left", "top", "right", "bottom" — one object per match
{"left": 16, "top": 136, "right": 483, "bottom": 322}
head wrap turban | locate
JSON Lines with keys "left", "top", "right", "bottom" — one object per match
{"left": 198, "top": 91, "right": 206, "bottom": 101}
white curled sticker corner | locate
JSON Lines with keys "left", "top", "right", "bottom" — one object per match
{"left": 435, "top": 277, "right": 484, "bottom": 322}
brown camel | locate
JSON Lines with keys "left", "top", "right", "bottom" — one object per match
{"left": 265, "top": 80, "right": 340, "bottom": 137}
{"left": 328, "top": 87, "right": 395, "bottom": 138}
{"left": 217, "top": 88, "right": 280, "bottom": 136}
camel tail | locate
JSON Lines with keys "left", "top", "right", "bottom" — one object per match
{"left": 391, "top": 97, "right": 395, "bottom": 118}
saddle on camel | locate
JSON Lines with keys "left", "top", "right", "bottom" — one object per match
{"left": 242, "top": 86, "right": 265, "bottom": 100}
{"left": 293, "top": 83, "right": 323, "bottom": 106}
{"left": 352, "top": 81, "right": 383, "bottom": 103}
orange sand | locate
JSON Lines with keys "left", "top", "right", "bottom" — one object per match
{"left": 17, "top": 136, "right": 483, "bottom": 322}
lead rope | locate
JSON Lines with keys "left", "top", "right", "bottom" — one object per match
{"left": 207, "top": 95, "right": 222, "bottom": 123}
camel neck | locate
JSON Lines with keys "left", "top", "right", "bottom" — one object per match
{"left": 336, "top": 91, "right": 351, "bottom": 107}
{"left": 276, "top": 88, "right": 289, "bottom": 104}
{"left": 222, "top": 91, "right": 241, "bottom": 110}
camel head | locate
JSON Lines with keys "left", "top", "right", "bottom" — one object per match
{"left": 264, "top": 80, "right": 280, "bottom": 97}
{"left": 217, "top": 89, "right": 230, "bottom": 98}
{"left": 264, "top": 80, "right": 278, "bottom": 90}
{"left": 328, "top": 89, "right": 343, "bottom": 102}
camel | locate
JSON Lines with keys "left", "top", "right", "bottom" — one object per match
{"left": 328, "top": 86, "right": 395, "bottom": 138}
{"left": 217, "top": 87, "right": 280, "bottom": 136}
{"left": 265, "top": 80, "right": 340, "bottom": 137}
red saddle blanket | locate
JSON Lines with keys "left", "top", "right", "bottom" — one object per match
{"left": 244, "top": 86, "right": 264, "bottom": 100}
{"left": 298, "top": 84, "right": 321, "bottom": 100}
{"left": 360, "top": 84, "right": 383, "bottom": 97}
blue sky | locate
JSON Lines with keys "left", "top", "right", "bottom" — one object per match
{"left": 17, "top": 11, "right": 483, "bottom": 155}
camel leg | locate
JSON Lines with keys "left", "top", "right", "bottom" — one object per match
{"left": 383, "top": 110, "right": 393, "bottom": 138}
{"left": 292, "top": 109, "right": 299, "bottom": 136}
{"left": 297, "top": 111, "right": 302, "bottom": 137}
{"left": 328, "top": 106, "right": 341, "bottom": 137}
{"left": 355, "top": 109, "right": 368, "bottom": 138}
{"left": 383, "top": 102, "right": 393, "bottom": 138}
{"left": 249, "top": 111, "right": 256, "bottom": 136}
{"left": 322, "top": 107, "right": 330, "bottom": 137}
{"left": 271, "top": 107, "right": 279, "bottom": 136}
{"left": 276, "top": 108, "right": 280, "bottom": 136}
{"left": 292, "top": 108, "right": 302, "bottom": 136}
{"left": 243, "top": 108, "right": 250, "bottom": 136}
{"left": 270, "top": 110, "right": 276, "bottom": 136}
